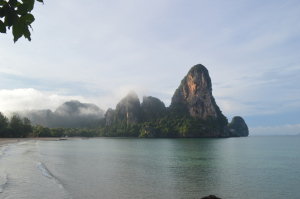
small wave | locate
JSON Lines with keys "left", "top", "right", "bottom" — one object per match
{"left": 38, "top": 162, "right": 53, "bottom": 179}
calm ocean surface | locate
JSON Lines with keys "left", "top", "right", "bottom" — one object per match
{"left": 1, "top": 136, "right": 299, "bottom": 199}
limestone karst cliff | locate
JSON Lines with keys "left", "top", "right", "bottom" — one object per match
{"left": 103, "top": 64, "right": 248, "bottom": 138}
{"left": 171, "top": 64, "right": 221, "bottom": 119}
{"left": 170, "top": 64, "right": 228, "bottom": 137}
{"left": 141, "top": 96, "right": 166, "bottom": 121}
{"left": 106, "top": 91, "right": 144, "bottom": 126}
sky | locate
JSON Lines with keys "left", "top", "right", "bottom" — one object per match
{"left": 0, "top": 0, "right": 300, "bottom": 136}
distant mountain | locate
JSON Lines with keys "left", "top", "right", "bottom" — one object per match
{"left": 14, "top": 100, "right": 104, "bottom": 128}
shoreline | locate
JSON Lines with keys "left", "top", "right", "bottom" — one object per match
{"left": 0, "top": 137, "right": 78, "bottom": 147}
{"left": 0, "top": 138, "right": 21, "bottom": 147}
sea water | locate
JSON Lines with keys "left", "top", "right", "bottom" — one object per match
{"left": 0, "top": 136, "right": 299, "bottom": 199}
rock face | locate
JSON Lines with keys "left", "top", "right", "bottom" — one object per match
{"left": 105, "top": 94, "right": 167, "bottom": 127}
{"left": 105, "top": 108, "right": 115, "bottom": 126}
{"left": 171, "top": 64, "right": 221, "bottom": 119}
{"left": 227, "top": 116, "right": 249, "bottom": 137}
{"left": 171, "top": 64, "right": 228, "bottom": 136}
{"left": 103, "top": 64, "right": 249, "bottom": 138}
{"left": 106, "top": 91, "right": 143, "bottom": 126}
{"left": 141, "top": 96, "right": 166, "bottom": 121}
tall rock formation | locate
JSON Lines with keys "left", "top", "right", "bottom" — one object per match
{"left": 141, "top": 96, "right": 166, "bottom": 121}
{"left": 105, "top": 108, "right": 115, "bottom": 126}
{"left": 227, "top": 116, "right": 249, "bottom": 137}
{"left": 105, "top": 91, "right": 144, "bottom": 126}
{"left": 171, "top": 64, "right": 228, "bottom": 136}
{"left": 171, "top": 64, "right": 218, "bottom": 119}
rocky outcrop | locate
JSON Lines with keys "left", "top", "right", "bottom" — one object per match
{"left": 141, "top": 96, "right": 166, "bottom": 121}
{"left": 103, "top": 64, "right": 249, "bottom": 138}
{"left": 170, "top": 64, "right": 228, "bottom": 136}
{"left": 105, "top": 108, "right": 115, "bottom": 126}
{"left": 227, "top": 116, "right": 249, "bottom": 137}
{"left": 106, "top": 91, "right": 143, "bottom": 126}
{"left": 171, "top": 64, "right": 220, "bottom": 119}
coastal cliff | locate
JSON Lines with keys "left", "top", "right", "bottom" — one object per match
{"left": 103, "top": 64, "right": 245, "bottom": 138}
{"left": 105, "top": 91, "right": 144, "bottom": 126}
{"left": 170, "top": 64, "right": 228, "bottom": 137}
{"left": 171, "top": 64, "right": 219, "bottom": 119}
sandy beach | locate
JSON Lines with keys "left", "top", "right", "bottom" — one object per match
{"left": 0, "top": 137, "right": 76, "bottom": 147}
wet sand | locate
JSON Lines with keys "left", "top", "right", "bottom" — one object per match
{"left": 0, "top": 137, "right": 73, "bottom": 147}
{"left": 0, "top": 138, "right": 20, "bottom": 147}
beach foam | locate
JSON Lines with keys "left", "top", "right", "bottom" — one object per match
{"left": 0, "top": 140, "right": 71, "bottom": 199}
{"left": 38, "top": 162, "right": 53, "bottom": 179}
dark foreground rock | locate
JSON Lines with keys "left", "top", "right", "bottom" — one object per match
{"left": 201, "top": 195, "right": 221, "bottom": 199}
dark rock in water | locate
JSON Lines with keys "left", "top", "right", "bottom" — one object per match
{"left": 227, "top": 116, "right": 249, "bottom": 137}
{"left": 201, "top": 195, "right": 221, "bottom": 199}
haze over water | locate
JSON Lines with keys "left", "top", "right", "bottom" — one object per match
{"left": 1, "top": 136, "right": 299, "bottom": 199}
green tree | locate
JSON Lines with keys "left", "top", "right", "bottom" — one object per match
{"left": 0, "top": 112, "right": 9, "bottom": 137}
{"left": 22, "top": 117, "right": 32, "bottom": 137}
{"left": 0, "top": 0, "right": 43, "bottom": 42}
{"left": 9, "top": 114, "right": 23, "bottom": 137}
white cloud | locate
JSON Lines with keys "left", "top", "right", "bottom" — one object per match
{"left": 250, "top": 124, "right": 300, "bottom": 136}
{"left": 0, "top": 0, "right": 300, "bottom": 128}
{"left": 0, "top": 88, "right": 86, "bottom": 113}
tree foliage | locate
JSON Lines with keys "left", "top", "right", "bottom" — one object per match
{"left": 0, "top": 112, "right": 34, "bottom": 137}
{"left": 0, "top": 0, "right": 43, "bottom": 42}
{"left": 0, "top": 112, "right": 9, "bottom": 137}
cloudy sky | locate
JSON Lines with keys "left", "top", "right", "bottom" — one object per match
{"left": 1, "top": 0, "right": 299, "bottom": 135}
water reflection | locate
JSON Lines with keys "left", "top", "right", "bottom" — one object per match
{"left": 37, "top": 137, "right": 300, "bottom": 199}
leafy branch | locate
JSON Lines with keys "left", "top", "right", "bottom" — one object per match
{"left": 0, "top": 0, "right": 43, "bottom": 42}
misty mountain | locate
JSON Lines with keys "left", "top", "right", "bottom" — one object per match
{"left": 13, "top": 100, "right": 104, "bottom": 128}
{"left": 53, "top": 100, "right": 104, "bottom": 127}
